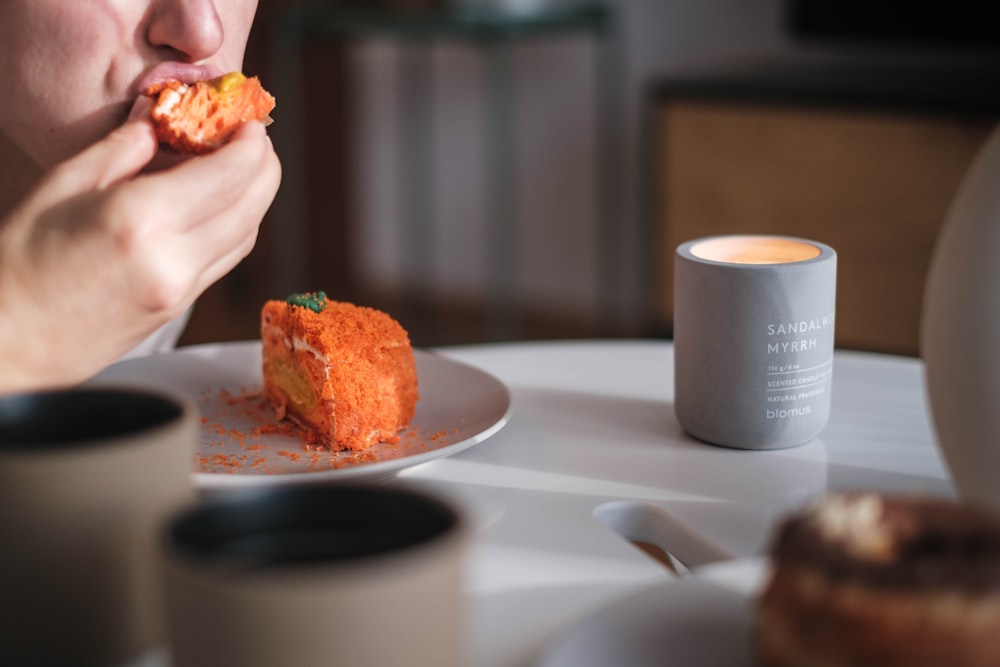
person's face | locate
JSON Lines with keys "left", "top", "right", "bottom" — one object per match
{"left": 0, "top": 0, "right": 260, "bottom": 169}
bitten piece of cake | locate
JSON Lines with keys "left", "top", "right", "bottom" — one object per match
{"left": 145, "top": 72, "right": 275, "bottom": 155}
{"left": 261, "top": 292, "right": 419, "bottom": 451}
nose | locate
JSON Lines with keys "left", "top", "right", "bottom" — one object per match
{"left": 146, "top": 0, "right": 224, "bottom": 62}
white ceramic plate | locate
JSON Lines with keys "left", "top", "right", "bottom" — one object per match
{"left": 91, "top": 341, "right": 512, "bottom": 491}
{"left": 537, "top": 559, "right": 768, "bottom": 667}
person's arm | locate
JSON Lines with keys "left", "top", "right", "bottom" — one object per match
{"left": 0, "top": 106, "right": 281, "bottom": 393}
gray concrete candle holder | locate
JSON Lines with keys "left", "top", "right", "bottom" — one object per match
{"left": 674, "top": 235, "right": 837, "bottom": 449}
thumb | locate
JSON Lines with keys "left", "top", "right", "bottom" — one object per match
{"left": 47, "top": 100, "right": 158, "bottom": 194}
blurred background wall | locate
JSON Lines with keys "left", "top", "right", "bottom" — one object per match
{"left": 181, "top": 0, "right": 1000, "bottom": 351}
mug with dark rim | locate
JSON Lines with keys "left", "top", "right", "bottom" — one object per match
{"left": 161, "top": 483, "right": 467, "bottom": 667}
{"left": 0, "top": 386, "right": 197, "bottom": 667}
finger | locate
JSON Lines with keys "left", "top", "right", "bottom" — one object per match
{"left": 130, "top": 123, "right": 280, "bottom": 230}
{"left": 124, "top": 141, "right": 277, "bottom": 299}
{"left": 47, "top": 112, "right": 158, "bottom": 194}
{"left": 190, "top": 226, "right": 261, "bottom": 298}
{"left": 129, "top": 95, "right": 153, "bottom": 122}
{"left": 171, "top": 144, "right": 279, "bottom": 266}
{"left": 129, "top": 122, "right": 277, "bottom": 231}
{"left": 130, "top": 218, "right": 259, "bottom": 318}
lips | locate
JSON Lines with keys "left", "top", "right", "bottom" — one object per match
{"left": 133, "top": 62, "right": 224, "bottom": 97}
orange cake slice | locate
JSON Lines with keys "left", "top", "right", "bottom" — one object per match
{"left": 260, "top": 292, "right": 419, "bottom": 451}
{"left": 144, "top": 72, "right": 275, "bottom": 155}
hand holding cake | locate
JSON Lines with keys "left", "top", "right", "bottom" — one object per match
{"left": 0, "top": 2, "right": 281, "bottom": 393}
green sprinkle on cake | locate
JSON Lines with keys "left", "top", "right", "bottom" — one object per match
{"left": 285, "top": 291, "right": 328, "bottom": 313}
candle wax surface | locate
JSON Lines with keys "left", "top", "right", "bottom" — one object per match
{"left": 691, "top": 236, "right": 821, "bottom": 264}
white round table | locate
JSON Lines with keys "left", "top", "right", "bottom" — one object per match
{"left": 399, "top": 340, "right": 953, "bottom": 667}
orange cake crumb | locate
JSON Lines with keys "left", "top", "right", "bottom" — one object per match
{"left": 260, "top": 292, "right": 419, "bottom": 451}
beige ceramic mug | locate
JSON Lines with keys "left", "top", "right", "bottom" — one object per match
{"left": 0, "top": 386, "right": 197, "bottom": 666}
{"left": 161, "top": 483, "right": 467, "bottom": 667}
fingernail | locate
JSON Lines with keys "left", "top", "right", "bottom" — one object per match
{"left": 128, "top": 96, "right": 152, "bottom": 122}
